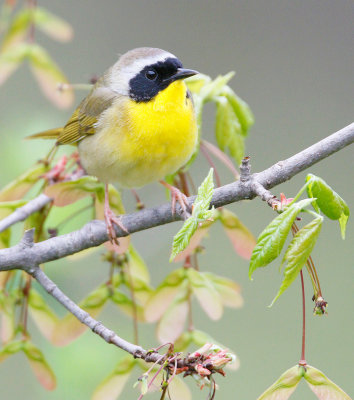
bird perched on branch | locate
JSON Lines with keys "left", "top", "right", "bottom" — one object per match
{"left": 29, "top": 47, "right": 198, "bottom": 243}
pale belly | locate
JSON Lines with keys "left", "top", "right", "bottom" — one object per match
{"left": 78, "top": 97, "right": 197, "bottom": 188}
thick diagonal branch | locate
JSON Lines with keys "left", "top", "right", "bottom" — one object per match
{"left": 0, "top": 122, "right": 353, "bottom": 270}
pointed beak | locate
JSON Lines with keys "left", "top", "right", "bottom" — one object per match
{"left": 168, "top": 68, "right": 199, "bottom": 83}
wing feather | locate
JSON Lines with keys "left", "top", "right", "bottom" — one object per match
{"left": 57, "top": 78, "right": 116, "bottom": 145}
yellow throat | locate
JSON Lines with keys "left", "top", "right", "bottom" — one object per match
{"left": 79, "top": 80, "right": 197, "bottom": 187}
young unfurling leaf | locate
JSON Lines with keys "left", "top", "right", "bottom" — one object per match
{"left": 170, "top": 217, "right": 198, "bottom": 262}
{"left": 224, "top": 87, "right": 255, "bottom": 136}
{"left": 306, "top": 174, "right": 350, "bottom": 239}
{"left": 170, "top": 169, "right": 214, "bottom": 261}
{"left": 249, "top": 198, "right": 315, "bottom": 279}
{"left": 270, "top": 216, "right": 323, "bottom": 306}
{"left": 193, "top": 167, "right": 214, "bottom": 215}
{"left": 215, "top": 96, "right": 244, "bottom": 164}
{"left": 172, "top": 215, "right": 216, "bottom": 262}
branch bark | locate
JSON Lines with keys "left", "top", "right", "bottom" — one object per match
{"left": 0, "top": 122, "right": 352, "bottom": 270}
{"left": 0, "top": 194, "right": 52, "bottom": 233}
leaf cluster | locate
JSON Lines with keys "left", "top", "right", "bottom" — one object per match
{"left": 0, "top": 2, "right": 73, "bottom": 108}
{"left": 249, "top": 175, "right": 350, "bottom": 307}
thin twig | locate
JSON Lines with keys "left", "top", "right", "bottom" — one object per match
{"left": 201, "top": 140, "right": 239, "bottom": 179}
{"left": 28, "top": 262, "right": 152, "bottom": 359}
{"left": 0, "top": 194, "right": 52, "bottom": 233}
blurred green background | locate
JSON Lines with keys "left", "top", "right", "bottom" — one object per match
{"left": 0, "top": 0, "right": 353, "bottom": 399}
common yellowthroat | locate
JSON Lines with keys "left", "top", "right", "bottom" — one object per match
{"left": 32, "top": 47, "right": 198, "bottom": 241}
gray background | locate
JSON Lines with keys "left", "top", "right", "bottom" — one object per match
{"left": 0, "top": 1, "right": 353, "bottom": 399}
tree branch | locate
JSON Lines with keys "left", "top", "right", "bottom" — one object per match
{"left": 0, "top": 122, "right": 352, "bottom": 366}
{"left": 0, "top": 122, "right": 353, "bottom": 271}
{"left": 17, "top": 230, "right": 161, "bottom": 362}
{"left": 0, "top": 194, "right": 52, "bottom": 233}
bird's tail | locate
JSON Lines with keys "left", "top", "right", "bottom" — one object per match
{"left": 26, "top": 127, "right": 63, "bottom": 141}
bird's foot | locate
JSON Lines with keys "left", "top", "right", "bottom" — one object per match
{"left": 160, "top": 180, "right": 191, "bottom": 219}
{"left": 104, "top": 206, "right": 129, "bottom": 245}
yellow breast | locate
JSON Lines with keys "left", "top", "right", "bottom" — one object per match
{"left": 79, "top": 80, "right": 197, "bottom": 187}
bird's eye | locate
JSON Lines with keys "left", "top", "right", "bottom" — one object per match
{"left": 145, "top": 69, "right": 158, "bottom": 80}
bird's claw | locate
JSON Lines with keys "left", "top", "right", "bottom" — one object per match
{"left": 170, "top": 187, "right": 190, "bottom": 219}
{"left": 104, "top": 207, "right": 129, "bottom": 245}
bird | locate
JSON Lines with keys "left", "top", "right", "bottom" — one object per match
{"left": 30, "top": 47, "right": 199, "bottom": 243}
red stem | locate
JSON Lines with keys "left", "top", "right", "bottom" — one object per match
{"left": 299, "top": 269, "right": 307, "bottom": 366}
{"left": 199, "top": 144, "right": 222, "bottom": 187}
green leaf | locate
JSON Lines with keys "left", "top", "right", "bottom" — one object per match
{"left": 304, "top": 365, "right": 352, "bottom": 400}
{"left": 220, "top": 208, "right": 256, "bottom": 260}
{"left": 186, "top": 73, "right": 211, "bottom": 94}
{"left": 22, "top": 341, "right": 56, "bottom": 390}
{"left": 249, "top": 198, "right": 315, "bottom": 279}
{"left": 307, "top": 174, "right": 350, "bottom": 239}
{"left": 34, "top": 7, "right": 73, "bottom": 42}
{"left": 173, "top": 213, "right": 217, "bottom": 262}
{"left": 224, "top": 87, "right": 255, "bottom": 135}
{"left": 144, "top": 268, "right": 187, "bottom": 322}
{"left": 199, "top": 72, "right": 235, "bottom": 102}
{"left": 270, "top": 217, "right": 323, "bottom": 306}
{"left": 187, "top": 269, "right": 223, "bottom": 320}
{"left": 170, "top": 217, "right": 198, "bottom": 261}
{"left": 0, "top": 164, "right": 47, "bottom": 201}
{"left": 215, "top": 96, "right": 245, "bottom": 164}
{"left": 92, "top": 356, "right": 136, "bottom": 400}
{"left": 257, "top": 365, "right": 303, "bottom": 400}
{"left": 27, "top": 43, "right": 74, "bottom": 108}
{"left": 170, "top": 169, "right": 215, "bottom": 261}
{"left": 193, "top": 167, "right": 214, "bottom": 214}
